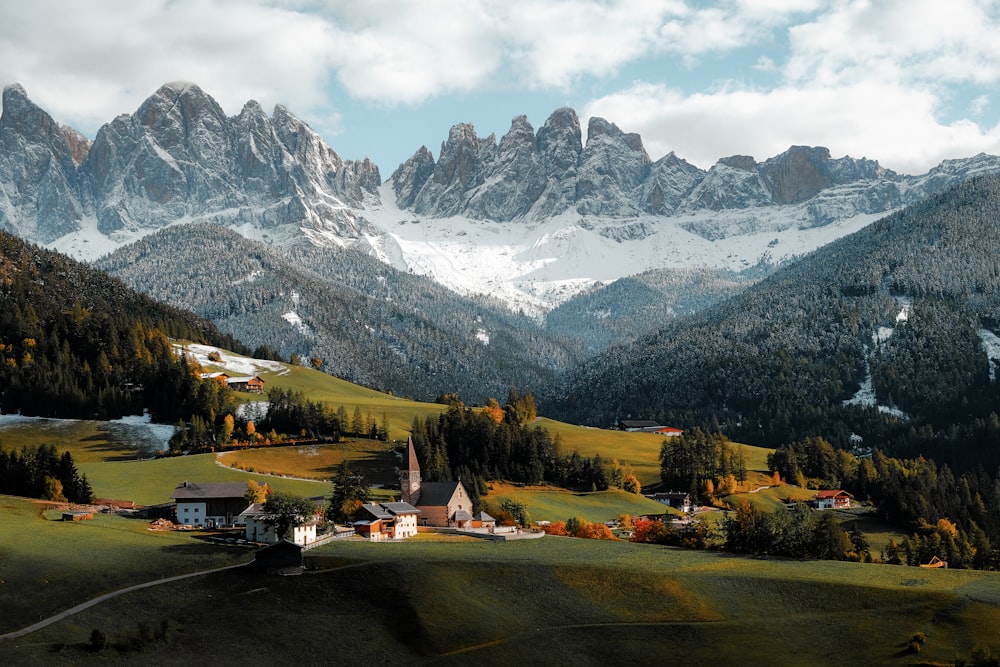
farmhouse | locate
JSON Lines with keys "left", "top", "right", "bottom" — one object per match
{"left": 199, "top": 372, "right": 230, "bottom": 384}
{"left": 814, "top": 489, "right": 853, "bottom": 510}
{"left": 401, "top": 437, "right": 475, "bottom": 528}
{"left": 617, "top": 420, "right": 683, "bottom": 436}
{"left": 239, "top": 502, "right": 318, "bottom": 546}
{"left": 170, "top": 481, "right": 249, "bottom": 528}
{"left": 647, "top": 491, "right": 693, "bottom": 513}
{"left": 226, "top": 375, "right": 265, "bottom": 393}
{"left": 352, "top": 501, "right": 421, "bottom": 540}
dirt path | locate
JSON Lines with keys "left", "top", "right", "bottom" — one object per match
{"left": 0, "top": 562, "right": 250, "bottom": 642}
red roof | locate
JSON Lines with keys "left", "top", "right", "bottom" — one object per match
{"left": 815, "top": 490, "right": 853, "bottom": 499}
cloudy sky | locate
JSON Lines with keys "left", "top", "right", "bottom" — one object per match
{"left": 1, "top": 0, "right": 999, "bottom": 175}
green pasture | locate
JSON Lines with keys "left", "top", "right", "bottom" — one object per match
{"left": 485, "top": 483, "right": 673, "bottom": 524}
{"left": 218, "top": 439, "right": 400, "bottom": 486}
{"left": 0, "top": 495, "right": 250, "bottom": 637}
{"left": 79, "top": 453, "right": 329, "bottom": 507}
{"left": 3, "top": 534, "right": 999, "bottom": 665}
{"left": 722, "top": 483, "right": 818, "bottom": 511}
{"left": 538, "top": 418, "right": 775, "bottom": 488}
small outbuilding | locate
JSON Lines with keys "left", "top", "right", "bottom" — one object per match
{"left": 249, "top": 539, "right": 304, "bottom": 575}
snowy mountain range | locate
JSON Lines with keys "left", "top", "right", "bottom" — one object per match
{"left": 4, "top": 81, "right": 1000, "bottom": 316}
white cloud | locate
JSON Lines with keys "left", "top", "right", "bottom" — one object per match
{"left": 0, "top": 0, "right": 338, "bottom": 131}
{"left": 0, "top": 0, "right": 997, "bottom": 176}
{"left": 582, "top": 81, "right": 1000, "bottom": 174}
{"left": 785, "top": 0, "right": 1000, "bottom": 88}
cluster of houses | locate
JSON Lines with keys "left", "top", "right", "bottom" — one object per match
{"left": 645, "top": 489, "right": 855, "bottom": 514}
{"left": 168, "top": 438, "right": 494, "bottom": 547}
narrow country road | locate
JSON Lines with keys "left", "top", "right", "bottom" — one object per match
{"left": 0, "top": 561, "right": 250, "bottom": 642}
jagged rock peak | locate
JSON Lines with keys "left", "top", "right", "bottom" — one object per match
{"left": 1, "top": 83, "right": 53, "bottom": 129}
{"left": 2, "top": 83, "right": 28, "bottom": 101}
{"left": 587, "top": 116, "right": 645, "bottom": 154}
{"left": 718, "top": 155, "right": 757, "bottom": 171}
{"left": 391, "top": 146, "right": 437, "bottom": 209}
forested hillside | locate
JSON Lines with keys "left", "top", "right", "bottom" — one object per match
{"left": 545, "top": 265, "right": 769, "bottom": 351}
{"left": 550, "top": 175, "right": 1000, "bottom": 471}
{"left": 0, "top": 231, "right": 247, "bottom": 420}
{"left": 97, "top": 224, "right": 583, "bottom": 402}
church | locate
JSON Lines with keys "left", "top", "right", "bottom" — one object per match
{"left": 401, "top": 437, "right": 474, "bottom": 528}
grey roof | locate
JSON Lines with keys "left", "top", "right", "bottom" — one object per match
{"left": 452, "top": 509, "right": 473, "bottom": 522}
{"left": 357, "top": 502, "right": 420, "bottom": 521}
{"left": 474, "top": 511, "right": 495, "bottom": 522}
{"left": 381, "top": 501, "right": 421, "bottom": 515}
{"left": 416, "top": 481, "right": 463, "bottom": 507}
{"left": 171, "top": 481, "right": 248, "bottom": 501}
{"left": 238, "top": 502, "right": 267, "bottom": 517}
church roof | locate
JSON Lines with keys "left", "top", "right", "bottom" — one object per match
{"left": 416, "top": 481, "right": 464, "bottom": 508}
{"left": 407, "top": 436, "right": 420, "bottom": 473}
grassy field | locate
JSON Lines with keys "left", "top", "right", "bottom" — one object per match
{"left": 538, "top": 418, "right": 774, "bottom": 488}
{"left": 485, "top": 482, "right": 673, "bottom": 524}
{"left": 0, "top": 495, "right": 250, "bottom": 637}
{"left": 218, "top": 438, "right": 400, "bottom": 486}
{"left": 78, "top": 453, "right": 331, "bottom": 507}
{"left": 1, "top": 533, "right": 999, "bottom": 665}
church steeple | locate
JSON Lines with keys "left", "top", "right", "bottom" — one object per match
{"left": 401, "top": 436, "right": 422, "bottom": 505}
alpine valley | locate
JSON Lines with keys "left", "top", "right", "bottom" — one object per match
{"left": 5, "top": 80, "right": 1000, "bottom": 467}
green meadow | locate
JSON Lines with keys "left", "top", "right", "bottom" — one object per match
{"left": 485, "top": 482, "right": 673, "bottom": 524}
{"left": 2, "top": 532, "right": 999, "bottom": 665}
{"left": 538, "top": 417, "right": 774, "bottom": 488}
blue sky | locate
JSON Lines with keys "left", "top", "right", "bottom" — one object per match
{"left": 2, "top": 0, "right": 999, "bottom": 175}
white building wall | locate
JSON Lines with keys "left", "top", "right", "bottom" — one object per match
{"left": 177, "top": 501, "right": 208, "bottom": 526}
{"left": 392, "top": 514, "right": 418, "bottom": 539}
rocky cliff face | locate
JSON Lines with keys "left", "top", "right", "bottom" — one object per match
{"left": 0, "top": 84, "right": 87, "bottom": 243}
{"left": 0, "top": 82, "right": 381, "bottom": 246}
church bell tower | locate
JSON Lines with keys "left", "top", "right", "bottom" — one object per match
{"left": 400, "top": 436, "right": 422, "bottom": 505}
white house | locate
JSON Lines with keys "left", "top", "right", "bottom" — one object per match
{"left": 353, "top": 502, "right": 421, "bottom": 540}
{"left": 170, "top": 481, "right": 249, "bottom": 528}
{"left": 239, "top": 503, "right": 318, "bottom": 546}
{"left": 814, "top": 490, "right": 853, "bottom": 510}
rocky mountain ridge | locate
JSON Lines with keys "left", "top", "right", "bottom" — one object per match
{"left": 4, "top": 81, "right": 1000, "bottom": 315}
{"left": 0, "top": 81, "right": 380, "bottom": 246}
{"left": 391, "top": 107, "right": 1000, "bottom": 239}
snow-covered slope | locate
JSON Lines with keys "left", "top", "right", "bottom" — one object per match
{"left": 363, "top": 182, "right": 884, "bottom": 316}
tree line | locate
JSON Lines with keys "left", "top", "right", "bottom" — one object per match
{"left": 0, "top": 444, "right": 93, "bottom": 503}
{"left": 410, "top": 389, "right": 642, "bottom": 510}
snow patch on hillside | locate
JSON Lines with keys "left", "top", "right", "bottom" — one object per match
{"left": 980, "top": 329, "right": 1000, "bottom": 381}
{"left": 177, "top": 343, "right": 290, "bottom": 376}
